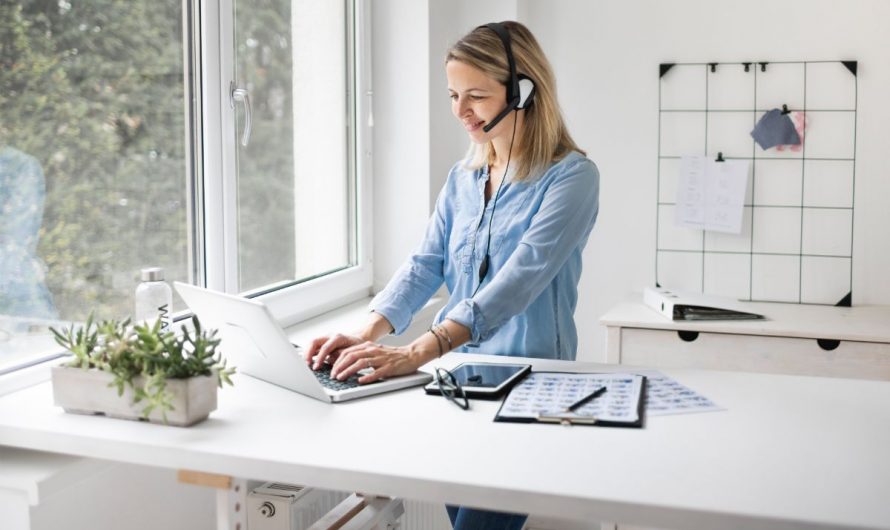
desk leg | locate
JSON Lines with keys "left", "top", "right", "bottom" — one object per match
{"left": 216, "top": 479, "right": 247, "bottom": 530}
{"left": 178, "top": 470, "right": 246, "bottom": 530}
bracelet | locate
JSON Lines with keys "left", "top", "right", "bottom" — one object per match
{"left": 428, "top": 327, "right": 445, "bottom": 358}
{"left": 432, "top": 323, "right": 453, "bottom": 351}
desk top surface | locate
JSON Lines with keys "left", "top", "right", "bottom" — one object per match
{"left": 1, "top": 354, "right": 889, "bottom": 530}
{"left": 600, "top": 296, "right": 890, "bottom": 342}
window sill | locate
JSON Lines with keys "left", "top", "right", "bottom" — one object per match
{"left": 284, "top": 295, "right": 446, "bottom": 349}
{"left": 0, "top": 356, "right": 68, "bottom": 398}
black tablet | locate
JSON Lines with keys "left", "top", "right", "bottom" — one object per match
{"left": 425, "top": 362, "right": 532, "bottom": 399}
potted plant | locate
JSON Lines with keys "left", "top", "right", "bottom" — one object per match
{"left": 50, "top": 315, "right": 235, "bottom": 426}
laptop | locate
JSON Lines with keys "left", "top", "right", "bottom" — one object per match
{"left": 174, "top": 283, "right": 432, "bottom": 403}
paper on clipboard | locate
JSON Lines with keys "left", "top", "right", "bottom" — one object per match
{"left": 495, "top": 372, "right": 645, "bottom": 427}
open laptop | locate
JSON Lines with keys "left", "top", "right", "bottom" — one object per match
{"left": 174, "top": 283, "right": 432, "bottom": 403}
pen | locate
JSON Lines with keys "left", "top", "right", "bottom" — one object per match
{"left": 566, "top": 385, "right": 607, "bottom": 412}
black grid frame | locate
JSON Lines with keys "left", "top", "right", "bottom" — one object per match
{"left": 656, "top": 60, "right": 858, "bottom": 306}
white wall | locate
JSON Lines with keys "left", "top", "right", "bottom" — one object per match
{"left": 373, "top": 0, "right": 890, "bottom": 361}
{"left": 371, "top": 0, "right": 431, "bottom": 292}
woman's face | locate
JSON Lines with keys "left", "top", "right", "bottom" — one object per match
{"left": 446, "top": 60, "right": 511, "bottom": 144}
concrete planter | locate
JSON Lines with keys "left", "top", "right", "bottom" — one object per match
{"left": 51, "top": 366, "right": 218, "bottom": 426}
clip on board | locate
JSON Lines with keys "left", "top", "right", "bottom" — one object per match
{"left": 495, "top": 372, "right": 646, "bottom": 428}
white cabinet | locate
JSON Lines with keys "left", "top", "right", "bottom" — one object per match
{"left": 600, "top": 298, "right": 890, "bottom": 380}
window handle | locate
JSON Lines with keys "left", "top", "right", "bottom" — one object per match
{"left": 229, "top": 82, "right": 252, "bottom": 147}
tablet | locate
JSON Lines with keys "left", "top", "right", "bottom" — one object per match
{"left": 425, "top": 362, "right": 532, "bottom": 399}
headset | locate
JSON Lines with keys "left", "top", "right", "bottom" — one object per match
{"left": 481, "top": 22, "right": 536, "bottom": 133}
{"left": 471, "top": 22, "right": 536, "bottom": 295}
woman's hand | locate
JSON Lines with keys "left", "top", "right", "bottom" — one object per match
{"left": 306, "top": 313, "right": 396, "bottom": 371}
{"left": 305, "top": 333, "right": 365, "bottom": 370}
{"left": 306, "top": 318, "right": 466, "bottom": 384}
{"left": 329, "top": 342, "right": 423, "bottom": 384}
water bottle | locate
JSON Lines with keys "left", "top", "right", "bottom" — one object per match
{"left": 134, "top": 267, "right": 173, "bottom": 332}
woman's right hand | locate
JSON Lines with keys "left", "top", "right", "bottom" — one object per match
{"left": 305, "top": 333, "right": 364, "bottom": 370}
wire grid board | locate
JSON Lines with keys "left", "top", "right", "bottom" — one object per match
{"left": 656, "top": 60, "right": 857, "bottom": 305}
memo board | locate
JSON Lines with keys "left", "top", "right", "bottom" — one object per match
{"left": 656, "top": 60, "right": 857, "bottom": 306}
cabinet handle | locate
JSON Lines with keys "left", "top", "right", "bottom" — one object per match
{"left": 817, "top": 338, "right": 840, "bottom": 351}
{"left": 677, "top": 330, "right": 699, "bottom": 342}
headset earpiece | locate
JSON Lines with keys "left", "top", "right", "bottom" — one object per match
{"left": 516, "top": 75, "right": 535, "bottom": 109}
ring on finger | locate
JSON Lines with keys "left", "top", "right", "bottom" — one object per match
{"left": 365, "top": 358, "right": 372, "bottom": 369}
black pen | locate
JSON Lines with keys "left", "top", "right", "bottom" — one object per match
{"left": 566, "top": 385, "right": 607, "bottom": 412}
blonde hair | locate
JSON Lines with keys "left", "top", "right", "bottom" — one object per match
{"left": 446, "top": 21, "right": 584, "bottom": 182}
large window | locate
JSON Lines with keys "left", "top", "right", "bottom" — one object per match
{"left": 0, "top": 0, "right": 367, "bottom": 372}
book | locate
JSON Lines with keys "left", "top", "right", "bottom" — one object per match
{"left": 643, "top": 286, "right": 765, "bottom": 321}
{"left": 494, "top": 371, "right": 646, "bottom": 428}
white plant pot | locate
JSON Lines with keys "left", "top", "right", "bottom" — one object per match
{"left": 51, "top": 366, "right": 218, "bottom": 426}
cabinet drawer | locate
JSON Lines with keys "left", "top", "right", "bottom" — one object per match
{"left": 619, "top": 328, "right": 890, "bottom": 380}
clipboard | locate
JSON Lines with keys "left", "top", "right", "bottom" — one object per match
{"left": 494, "top": 371, "right": 646, "bottom": 428}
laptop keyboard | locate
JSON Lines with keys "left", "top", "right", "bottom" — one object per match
{"left": 313, "top": 364, "right": 363, "bottom": 391}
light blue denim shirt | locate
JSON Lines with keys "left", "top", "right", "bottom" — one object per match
{"left": 369, "top": 150, "right": 599, "bottom": 360}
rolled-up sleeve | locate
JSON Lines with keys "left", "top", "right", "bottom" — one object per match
{"left": 368, "top": 190, "right": 449, "bottom": 335}
{"left": 445, "top": 158, "right": 599, "bottom": 342}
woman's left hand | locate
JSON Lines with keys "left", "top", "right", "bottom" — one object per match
{"left": 330, "top": 341, "right": 422, "bottom": 384}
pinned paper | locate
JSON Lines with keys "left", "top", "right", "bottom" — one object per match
{"left": 751, "top": 108, "right": 800, "bottom": 150}
{"left": 674, "top": 155, "right": 749, "bottom": 234}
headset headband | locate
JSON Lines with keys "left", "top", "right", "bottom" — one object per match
{"left": 481, "top": 22, "right": 519, "bottom": 105}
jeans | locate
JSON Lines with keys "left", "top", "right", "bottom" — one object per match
{"left": 446, "top": 505, "right": 528, "bottom": 530}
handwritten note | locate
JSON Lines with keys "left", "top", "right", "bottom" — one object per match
{"left": 674, "top": 155, "right": 749, "bottom": 234}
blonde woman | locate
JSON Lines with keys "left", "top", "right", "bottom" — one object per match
{"left": 307, "top": 21, "right": 599, "bottom": 528}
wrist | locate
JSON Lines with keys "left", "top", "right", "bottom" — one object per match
{"left": 355, "top": 312, "right": 395, "bottom": 342}
{"left": 354, "top": 325, "right": 378, "bottom": 342}
{"left": 407, "top": 334, "right": 442, "bottom": 366}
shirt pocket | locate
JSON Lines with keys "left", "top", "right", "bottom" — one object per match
{"left": 447, "top": 209, "right": 476, "bottom": 274}
{"left": 490, "top": 184, "right": 535, "bottom": 257}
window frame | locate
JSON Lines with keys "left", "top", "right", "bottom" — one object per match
{"left": 198, "top": 0, "right": 373, "bottom": 327}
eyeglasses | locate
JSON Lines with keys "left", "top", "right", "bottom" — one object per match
{"left": 435, "top": 367, "right": 470, "bottom": 410}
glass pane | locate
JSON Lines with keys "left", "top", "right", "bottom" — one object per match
{"left": 233, "top": 0, "right": 352, "bottom": 293}
{"left": 0, "top": 1, "right": 193, "bottom": 369}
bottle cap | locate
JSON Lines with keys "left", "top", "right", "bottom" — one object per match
{"left": 140, "top": 267, "right": 165, "bottom": 281}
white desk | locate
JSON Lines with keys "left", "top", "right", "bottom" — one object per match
{"left": 1, "top": 354, "right": 889, "bottom": 530}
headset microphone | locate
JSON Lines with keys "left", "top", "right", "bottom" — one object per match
{"left": 482, "top": 77, "right": 535, "bottom": 133}
{"left": 482, "top": 95, "right": 520, "bottom": 133}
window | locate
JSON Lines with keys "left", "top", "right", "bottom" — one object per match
{"left": 231, "top": 0, "right": 354, "bottom": 293}
{"left": 0, "top": 0, "right": 369, "bottom": 372}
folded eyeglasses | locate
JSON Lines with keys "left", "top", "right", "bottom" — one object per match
{"left": 434, "top": 367, "right": 470, "bottom": 410}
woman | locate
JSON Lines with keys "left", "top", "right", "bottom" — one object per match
{"left": 306, "top": 21, "right": 599, "bottom": 529}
